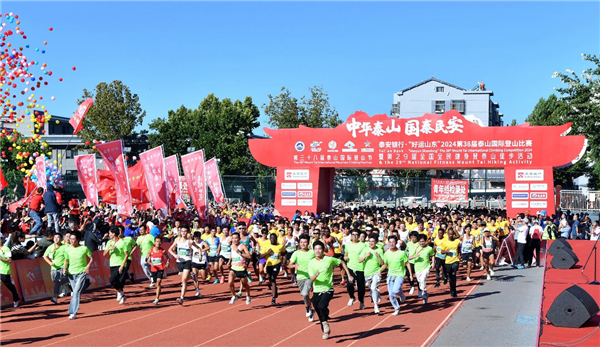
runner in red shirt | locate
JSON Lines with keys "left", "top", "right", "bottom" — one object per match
{"left": 28, "top": 187, "right": 44, "bottom": 235}
{"left": 147, "top": 236, "right": 170, "bottom": 305}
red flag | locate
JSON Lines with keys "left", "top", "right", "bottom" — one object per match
{"left": 96, "top": 140, "right": 133, "bottom": 216}
{"left": 0, "top": 167, "right": 8, "bottom": 190}
{"left": 252, "top": 197, "right": 255, "bottom": 207}
{"left": 205, "top": 157, "right": 226, "bottom": 206}
{"left": 69, "top": 98, "right": 93, "bottom": 135}
{"left": 181, "top": 149, "right": 207, "bottom": 219}
{"left": 23, "top": 176, "right": 36, "bottom": 196}
{"left": 140, "top": 146, "right": 169, "bottom": 211}
{"left": 128, "top": 161, "right": 151, "bottom": 206}
{"left": 165, "top": 155, "right": 185, "bottom": 211}
{"left": 35, "top": 155, "right": 47, "bottom": 188}
{"left": 74, "top": 154, "right": 98, "bottom": 206}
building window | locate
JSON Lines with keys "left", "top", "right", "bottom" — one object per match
{"left": 435, "top": 100, "right": 445, "bottom": 113}
{"left": 451, "top": 100, "right": 466, "bottom": 113}
{"left": 391, "top": 102, "right": 400, "bottom": 115}
{"left": 66, "top": 149, "right": 77, "bottom": 159}
{"left": 435, "top": 86, "right": 444, "bottom": 93}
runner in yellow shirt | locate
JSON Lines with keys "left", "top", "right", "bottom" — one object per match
{"left": 260, "top": 233, "right": 286, "bottom": 305}
{"left": 441, "top": 228, "right": 461, "bottom": 298}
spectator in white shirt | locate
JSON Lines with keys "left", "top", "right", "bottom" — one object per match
{"left": 515, "top": 219, "right": 529, "bottom": 269}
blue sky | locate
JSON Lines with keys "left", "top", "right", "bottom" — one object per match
{"left": 2, "top": 1, "right": 598, "bottom": 136}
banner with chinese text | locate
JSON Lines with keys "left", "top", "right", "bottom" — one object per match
{"left": 35, "top": 155, "right": 46, "bottom": 188}
{"left": 431, "top": 179, "right": 468, "bottom": 203}
{"left": 74, "top": 154, "right": 99, "bottom": 206}
{"left": 181, "top": 150, "right": 207, "bottom": 219}
{"left": 165, "top": 155, "right": 185, "bottom": 211}
{"left": 205, "top": 157, "right": 226, "bottom": 205}
{"left": 69, "top": 98, "right": 93, "bottom": 135}
{"left": 139, "top": 146, "right": 169, "bottom": 211}
{"left": 96, "top": 140, "right": 133, "bottom": 216}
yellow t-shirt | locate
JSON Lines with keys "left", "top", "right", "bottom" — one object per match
{"left": 201, "top": 234, "right": 210, "bottom": 241}
{"left": 406, "top": 223, "right": 418, "bottom": 232}
{"left": 433, "top": 238, "right": 446, "bottom": 258}
{"left": 330, "top": 232, "right": 344, "bottom": 254}
{"left": 257, "top": 238, "right": 270, "bottom": 254}
{"left": 473, "top": 228, "right": 483, "bottom": 247}
{"left": 441, "top": 239, "right": 461, "bottom": 264}
{"left": 262, "top": 243, "right": 285, "bottom": 266}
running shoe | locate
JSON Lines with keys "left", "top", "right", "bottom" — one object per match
{"left": 149, "top": 283, "right": 155, "bottom": 288}
{"left": 59, "top": 293, "right": 67, "bottom": 298}
{"left": 347, "top": 298, "right": 355, "bottom": 307}
{"left": 246, "top": 296, "right": 251, "bottom": 305}
{"left": 423, "top": 293, "right": 428, "bottom": 304}
{"left": 177, "top": 297, "right": 184, "bottom": 305}
{"left": 195, "top": 289, "right": 202, "bottom": 297}
{"left": 236, "top": 291, "right": 243, "bottom": 298}
{"left": 434, "top": 283, "right": 441, "bottom": 288}
{"left": 213, "top": 279, "right": 220, "bottom": 284}
{"left": 119, "top": 296, "right": 126, "bottom": 305}
{"left": 206, "top": 275, "right": 212, "bottom": 281}
{"left": 51, "top": 297, "right": 58, "bottom": 304}
{"left": 69, "top": 314, "right": 76, "bottom": 320}
{"left": 229, "top": 296, "right": 237, "bottom": 305}
{"left": 340, "top": 280, "right": 346, "bottom": 286}
{"left": 374, "top": 304, "right": 380, "bottom": 314}
{"left": 409, "top": 287, "right": 415, "bottom": 295}
{"left": 466, "top": 277, "right": 472, "bottom": 282}
{"left": 517, "top": 265, "right": 525, "bottom": 269}
{"left": 271, "top": 298, "right": 276, "bottom": 305}
{"left": 443, "top": 278, "right": 448, "bottom": 285}
{"left": 306, "top": 307, "right": 311, "bottom": 317}
{"left": 511, "top": 264, "right": 517, "bottom": 268}
{"left": 490, "top": 269, "right": 495, "bottom": 276}
{"left": 480, "top": 266, "right": 485, "bottom": 271}
{"left": 418, "top": 290, "right": 423, "bottom": 298}
{"left": 117, "top": 292, "right": 123, "bottom": 301}
{"left": 219, "top": 276, "right": 224, "bottom": 284}
{"left": 308, "top": 309, "right": 315, "bottom": 322}
{"left": 359, "top": 302, "right": 365, "bottom": 310}
{"left": 13, "top": 301, "right": 19, "bottom": 308}
{"left": 399, "top": 291, "right": 406, "bottom": 303}
{"left": 487, "top": 274, "right": 491, "bottom": 280}
{"left": 247, "top": 275, "right": 253, "bottom": 284}
{"left": 392, "top": 309, "right": 400, "bottom": 316}
{"left": 152, "top": 299, "right": 159, "bottom": 305}
{"left": 322, "top": 321, "right": 330, "bottom": 334}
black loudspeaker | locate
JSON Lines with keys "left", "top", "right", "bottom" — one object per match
{"left": 551, "top": 248, "right": 580, "bottom": 269}
{"left": 548, "top": 239, "right": 572, "bottom": 256}
{"left": 546, "top": 285, "right": 600, "bottom": 328}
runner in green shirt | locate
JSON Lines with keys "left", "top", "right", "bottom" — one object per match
{"left": 42, "top": 232, "right": 68, "bottom": 304}
{"left": 359, "top": 233, "right": 384, "bottom": 314}
{"left": 122, "top": 227, "right": 137, "bottom": 285}
{"left": 344, "top": 229, "right": 367, "bottom": 309}
{"left": 309, "top": 240, "right": 352, "bottom": 340}
{"left": 405, "top": 231, "right": 420, "bottom": 295}
{"left": 408, "top": 234, "right": 434, "bottom": 304}
{"left": 136, "top": 225, "right": 155, "bottom": 287}
{"left": 379, "top": 235, "right": 413, "bottom": 316}
{"left": 62, "top": 231, "right": 93, "bottom": 320}
{"left": 0, "top": 236, "right": 20, "bottom": 307}
{"left": 103, "top": 226, "right": 130, "bottom": 305}
{"left": 288, "top": 234, "right": 316, "bottom": 322}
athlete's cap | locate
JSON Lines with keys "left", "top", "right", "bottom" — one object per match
{"left": 124, "top": 219, "right": 132, "bottom": 225}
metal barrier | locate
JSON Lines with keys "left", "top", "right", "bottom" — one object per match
{"left": 560, "top": 190, "right": 600, "bottom": 212}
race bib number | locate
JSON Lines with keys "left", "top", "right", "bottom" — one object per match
{"left": 436, "top": 246, "right": 442, "bottom": 254}
{"left": 193, "top": 253, "right": 200, "bottom": 260}
{"left": 463, "top": 245, "right": 472, "bottom": 252}
{"left": 448, "top": 250, "right": 457, "bottom": 257}
{"left": 48, "top": 253, "right": 53, "bottom": 260}
{"left": 232, "top": 255, "right": 242, "bottom": 263}
{"left": 178, "top": 248, "right": 191, "bottom": 257}
{"left": 271, "top": 253, "right": 280, "bottom": 261}
{"left": 333, "top": 241, "right": 339, "bottom": 248}
{"left": 151, "top": 257, "right": 162, "bottom": 265}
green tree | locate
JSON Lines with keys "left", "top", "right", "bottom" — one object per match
{"left": 526, "top": 93, "right": 598, "bottom": 188}
{"left": 148, "top": 94, "right": 262, "bottom": 175}
{"left": 509, "top": 119, "right": 518, "bottom": 126}
{"left": 263, "top": 86, "right": 342, "bottom": 129}
{"left": 0, "top": 130, "right": 51, "bottom": 174}
{"left": 77, "top": 80, "right": 146, "bottom": 144}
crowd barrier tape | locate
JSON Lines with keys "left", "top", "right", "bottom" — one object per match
{"left": 0, "top": 242, "right": 176, "bottom": 308}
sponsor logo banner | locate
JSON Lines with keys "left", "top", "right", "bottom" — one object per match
{"left": 298, "top": 183, "right": 313, "bottom": 189}
{"left": 516, "top": 169, "right": 544, "bottom": 181}
{"left": 512, "top": 201, "right": 529, "bottom": 208}
{"left": 530, "top": 192, "right": 548, "bottom": 199}
{"left": 281, "top": 199, "right": 297, "bottom": 206}
{"left": 530, "top": 183, "right": 548, "bottom": 191}
{"left": 281, "top": 191, "right": 297, "bottom": 198}
{"left": 530, "top": 201, "right": 548, "bottom": 208}
{"left": 281, "top": 183, "right": 296, "bottom": 189}
{"left": 298, "top": 199, "right": 313, "bottom": 206}
{"left": 512, "top": 192, "right": 529, "bottom": 200}
{"left": 284, "top": 169, "right": 309, "bottom": 180}
{"left": 297, "top": 191, "right": 313, "bottom": 198}
{"left": 512, "top": 184, "right": 529, "bottom": 191}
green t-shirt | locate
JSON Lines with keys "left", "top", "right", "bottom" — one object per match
{"left": 308, "top": 256, "right": 341, "bottom": 293}
{"left": 65, "top": 245, "right": 92, "bottom": 274}
{"left": 137, "top": 234, "right": 155, "bottom": 258}
{"left": 0, "top": 246, "right": 12, "bottom": 275}
{"left": 107, "top": 239, "right": 130, "bottom": 267}
{"left": 406, "top": 241, "right": 419, "bottom": 264}
{"left": 124, "top": 237, "right": 136, "bottom": 260}
{"left": 289, "top": 249, "right": 315, "bottom": 280}
{"left": 384, "top": 249, "right": 408, "bottom": 277}
{"left": 345, "top": 241, "right": 366, "bottom": 271}
{"left": 413, "top": 245, "right": 434, "bottom": 273}
{"left": 359, "top": 247, "right": 384, "bottom": 276}
{"left": 44, "top": 243, "right": 68, "bottom": 270}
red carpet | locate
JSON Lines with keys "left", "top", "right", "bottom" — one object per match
{"left": 539, "top": 240, "right": 600, "bottom": 347}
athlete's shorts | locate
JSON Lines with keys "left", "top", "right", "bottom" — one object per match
{"left": 192, "top": 262, "right": 207, "bottom": 270}
{"left": 177, "top": 260, "right": 192, "bottom": 272}
{"left": 333, "top": 253, "right": 343, "bottom": 259}
{"left": 259, "top": 258, "right": 267, "bottom": 266}
{"left": 482, "top": 251, "right": 495, "bottom": 260}
{"left": 231, "top": 269, "right": 247, "bottom": 279}
{"left": 207, "top": 256, "right": 219, "bottom": 263}
{"left": 285, "top": 251, "right": 295, "bottom": 261}
{"left": 298, "top": 278, "right": 312, "bottom": 297}
{"left": 251, "top": 253, "right": 259, "bottom": 266}
{"left": 219, "top": 255, "right": 230, "bottom": 263}
{"left": 266, "top": 264, "right": 281, "bottom": 282}
{"left": 462, "top": 252, "right": 473, "bottom": 265}
{"left": 151, "top": 270, "right": 164, "bottom": 283}
{"left": 473, "top": 246, "right": 482, "bottom": 255}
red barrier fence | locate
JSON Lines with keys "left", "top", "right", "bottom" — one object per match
{"left": 1, "top": 242, "right": 176, "bottom": 307}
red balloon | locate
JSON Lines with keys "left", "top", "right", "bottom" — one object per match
{"left": 49, "top": 27, "right": 53, "bottom": 31}
{"left": 72, "top": 67, "right": 76, "bottom": 71}
{"left": 85, "top": 141, "right": 90, "bottom": 145}
{"left": 59, "top": 78, "right": 63, "bottom": 81}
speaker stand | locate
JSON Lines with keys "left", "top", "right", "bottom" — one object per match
{"left": 582, "top": 236, "right": 599, "bottom": 285}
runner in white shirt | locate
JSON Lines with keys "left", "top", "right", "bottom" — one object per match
{"left": 218, "top": 227, "right": 232, "bottom": 283}
{"left": 191, "top": 232, "right": 209, "bottom": 297}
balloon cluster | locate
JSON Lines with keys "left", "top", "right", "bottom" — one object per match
{"left": 26, "top": 157, "right": 64, "bottom": 187}
{"left": 0, "top": 12, "right": 75, "bottom": 172}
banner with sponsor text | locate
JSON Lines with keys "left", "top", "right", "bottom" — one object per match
{"left": 205, "top": 157, "right": 226, "bottom": 205}
{"left": 96, "top": 140, "right": 133, "bottom": 216}
{"left": 74, "top": 154, "right": 99, "bottom": 206}
{"left": 35, "top": 155, "right": 46, "bottom": 188}
{"left": 164, "top": 155, "right": 185, "bottom": 211}
{"left": 181, "top": 149, "right": 207, "bottom": 219}
{"left": 139, "top": 146, "right": 169, "bottom": 211}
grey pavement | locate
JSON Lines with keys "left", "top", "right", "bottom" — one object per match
{"left": 431, "top": 265, "right": 544, "bottom": 347}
